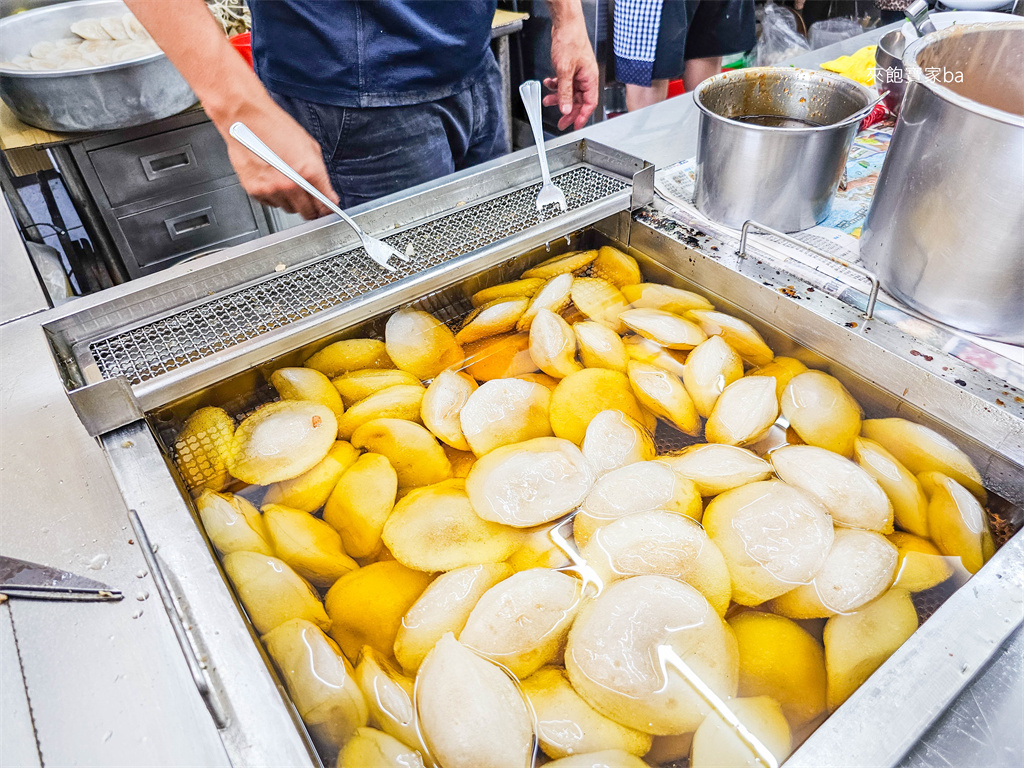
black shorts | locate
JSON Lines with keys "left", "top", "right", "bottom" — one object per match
{"left": 651, "top": 0, "right": 756, "bottom": 80}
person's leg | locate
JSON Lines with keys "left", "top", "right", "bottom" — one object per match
{"left": 625, "top": 80, "right": 670, "bottom": 111}
{"left": 682, "top": 56, "right": 722, "bottom": 91}
{"left": 269, "top": 91, "right": 457, "bottom": 209}
{"left": 459, "top": 49, "right": 509, "bottom": 170}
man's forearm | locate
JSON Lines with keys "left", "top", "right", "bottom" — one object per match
{"left": 124, "top": 0, "right": 273, "bottom": 126}
{"left": 546, "top": 0, "right": 588, "bottom": 27}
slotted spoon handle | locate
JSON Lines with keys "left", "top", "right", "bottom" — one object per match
{"left": 228, "top": 122, "right": 360, "bottom": 232}
{"left": 519, "top": 80, "right": 553, "bottom": 187}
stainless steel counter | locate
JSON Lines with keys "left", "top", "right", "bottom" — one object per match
{"left": 0, "top": 24, "right": 1020, "bottom": 768}
{"left": 0, "top": 313, "right": 231, "bottom": 767}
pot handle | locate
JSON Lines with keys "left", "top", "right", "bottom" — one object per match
{"left": 835, "top": 91, "right": 890, "bottom": 128}
{"left": 738, "top": 220, "right": 880, "bottom": 319}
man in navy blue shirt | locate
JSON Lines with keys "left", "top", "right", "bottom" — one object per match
{"left": 127, "top": 1, "right": 598, "bottom": 218}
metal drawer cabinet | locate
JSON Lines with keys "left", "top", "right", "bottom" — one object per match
{"left": 87, "top": 120, "right": 236, "bottom": 208}
{"left": 116, "top": 184, "right": 261, "bottom": 270}
{"left": 69, "top": 111, "right": 269, "bottom": 280}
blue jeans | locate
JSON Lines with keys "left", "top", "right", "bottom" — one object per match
{"left": 269, "top": 51, "right": 506, "bottom": 210}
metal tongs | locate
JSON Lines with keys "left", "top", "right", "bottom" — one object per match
{"left": 519, "top": 80, "right": 568, "bottom": 213}
{"left": 229, "top": 122, "right": 411, "bottom": 272}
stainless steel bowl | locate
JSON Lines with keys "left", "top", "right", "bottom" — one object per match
{"left": 0, "top": 0, "right": 195, "bottom": 132}
{"left": 862, "top": 21, "right": 1024, "bottom": 342}
{"left": 693, "top": 68, "right": 874, "bottom": 232}
{"left": 875, "top": 29, "right": 907, "bottom": 115}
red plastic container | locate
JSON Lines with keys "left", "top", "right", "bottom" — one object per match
{"left": 229, "top": 32, "right": 253, "bottom": 69}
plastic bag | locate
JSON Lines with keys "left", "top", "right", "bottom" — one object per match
{"left": 756, "top": 1, "right": 811, "bottom": 66}
{"left": 809, "top": 18, "right": 864, "bottom": 50}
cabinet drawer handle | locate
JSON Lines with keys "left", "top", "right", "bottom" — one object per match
{"left": 141, "top": 145, "right": 197, "bottom": 180}
{"left": 166, "top": 207, "right": 216, "bottom": 239}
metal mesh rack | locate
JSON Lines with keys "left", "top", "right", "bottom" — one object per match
{"left": 88, "top": 166, "right": 627, "bottom": 386}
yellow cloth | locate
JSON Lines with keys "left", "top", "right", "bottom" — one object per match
{"left": 821, "top": 45, "right": 878, "bottom": 86}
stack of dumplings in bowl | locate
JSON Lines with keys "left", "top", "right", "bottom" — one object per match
{"left": 1, "top": 13, "right": 160, "bottom": 71}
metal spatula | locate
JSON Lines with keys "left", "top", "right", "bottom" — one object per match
{"left": 519, "top": 80, "right": 567, "bottom": 213}
{"left": 229, "top": 122, "right": 410, "bottom": 272}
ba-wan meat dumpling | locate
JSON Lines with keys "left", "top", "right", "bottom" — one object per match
{"left": 123, "top": 13, "right": 151, "bottom": 41}
{"left": 100, "top": 15, "right": 131, "bottom": 40}
{"left": 71, "top": 18, "right": 112, "bottom": 40}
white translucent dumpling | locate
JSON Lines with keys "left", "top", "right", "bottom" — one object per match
{"left": 71, "top": 18, "right": 112, "bottom": 40}
{"left": 581, "top": 510, "right": 732, "bottom": 615}
{"left": 466, "top": 437, "right": 594, "bottom": 527}
{"left": 861, "top": 418, "right": 986, "bottom": 500}
{"left": 682, "top": 335, "right": 744, "bottom": 419}
{"left": 780, "top": 370, "right": 863, "bottom": 457}
{"left": 263, "top": 619, "right": 369, "bottom": 755}
{"left": 530, "top": 308, "right": 583, "bottom": 378}
{"left": 581, "top": 409, "right": 656, "bottom": 476}
{"left": 574, "top": 320, "right": 630, "bottom": 372}
{"left": 619, "top": 308, "right": 707, "bottom": 350}
{"left": 702, "top": 481, "right": 835, "bottom": 605}
{"left": 353, "top": 647, "right": 418, "bottom": 749}
{"left": 689, "top": 696, "right": 792, "bottom": 768}
{"left": 227, "top": 400, "right": 337, "bottom": 485}
{"left": 394, "top": 562, "right": 513, "bottom": 673}
{"left": 459, "top": 378, "right": 552, "bottom": 456}
{"left": 460, "top": 568, "right": 582, "bottom": 677}
{"left": 704, "top": 377, "right": 779, "bottom": 447}
{"left": 770, "top": 528, "right": 898, "bottom": 618}
{"left": 574, "top": 460, "right": 703, "bottom": 547}
{"left": 416, "top": 633, "right": 533, "bottom": 768}
{"left": 770, "top": 445, "right": 894, "bottom": 533}
{"left": 659, "top": 443, "right": 773, "bottom": 496}
{"left": 854, "top": 437, "right": 929, "bottom": 537}
{"left": 687, "top": 310, "right": 774, "bottom": 366}
{"left": 421, "top": 369, "right": 477, "bottom": 451}
{"left": 626, "top": 360, "right": 700, "bottom": 435}
{"left": 565, "top": 575, "right": 739, "bottom": 735}
{"left": 195, "top": 489, "right": 272, "bottom": 556}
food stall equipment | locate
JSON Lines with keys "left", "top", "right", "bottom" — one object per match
{"left": 65, "top": 111, "right": 270, "bottom": 279}
{"left": 862, "top": 21, "right": 1024, "bottom": 343}
{"left": 0, "top": 0, "right": 194, "bottom": 132}
{"left": 33, "top": 138, "right": 1024, "bottom": 767}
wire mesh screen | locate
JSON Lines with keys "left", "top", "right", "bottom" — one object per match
{"left": 89, "top": 166, "right": 628, "bottom": 386}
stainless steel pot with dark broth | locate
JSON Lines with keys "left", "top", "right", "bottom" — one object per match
{"left": 693, "top": 68, "right": 874, "bottom": 233}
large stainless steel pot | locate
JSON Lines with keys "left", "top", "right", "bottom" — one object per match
{"left": 875, "top": 29, "right": 907, "bottom": 115}
{"left": 861, "top": 22, "right": 1024, "bottom": 343}
{"left": 693, "top": 68, "right": 874, "bottom": 233}
{"left": 0, "top": 0, "right": 195, "bottom": 132}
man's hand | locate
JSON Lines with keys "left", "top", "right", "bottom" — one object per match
{"left": 543, "top": 0, "right": 599, "bottom": 131}
{"left": 222, "top": 102, "right": 338, "bottom": 220}
{"left": 126, "top": 0, "right": 337, "bottom": 220}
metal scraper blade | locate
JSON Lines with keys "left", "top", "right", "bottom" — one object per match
{"left": 0, "top": 555, "right": 123, "bottom": 601}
